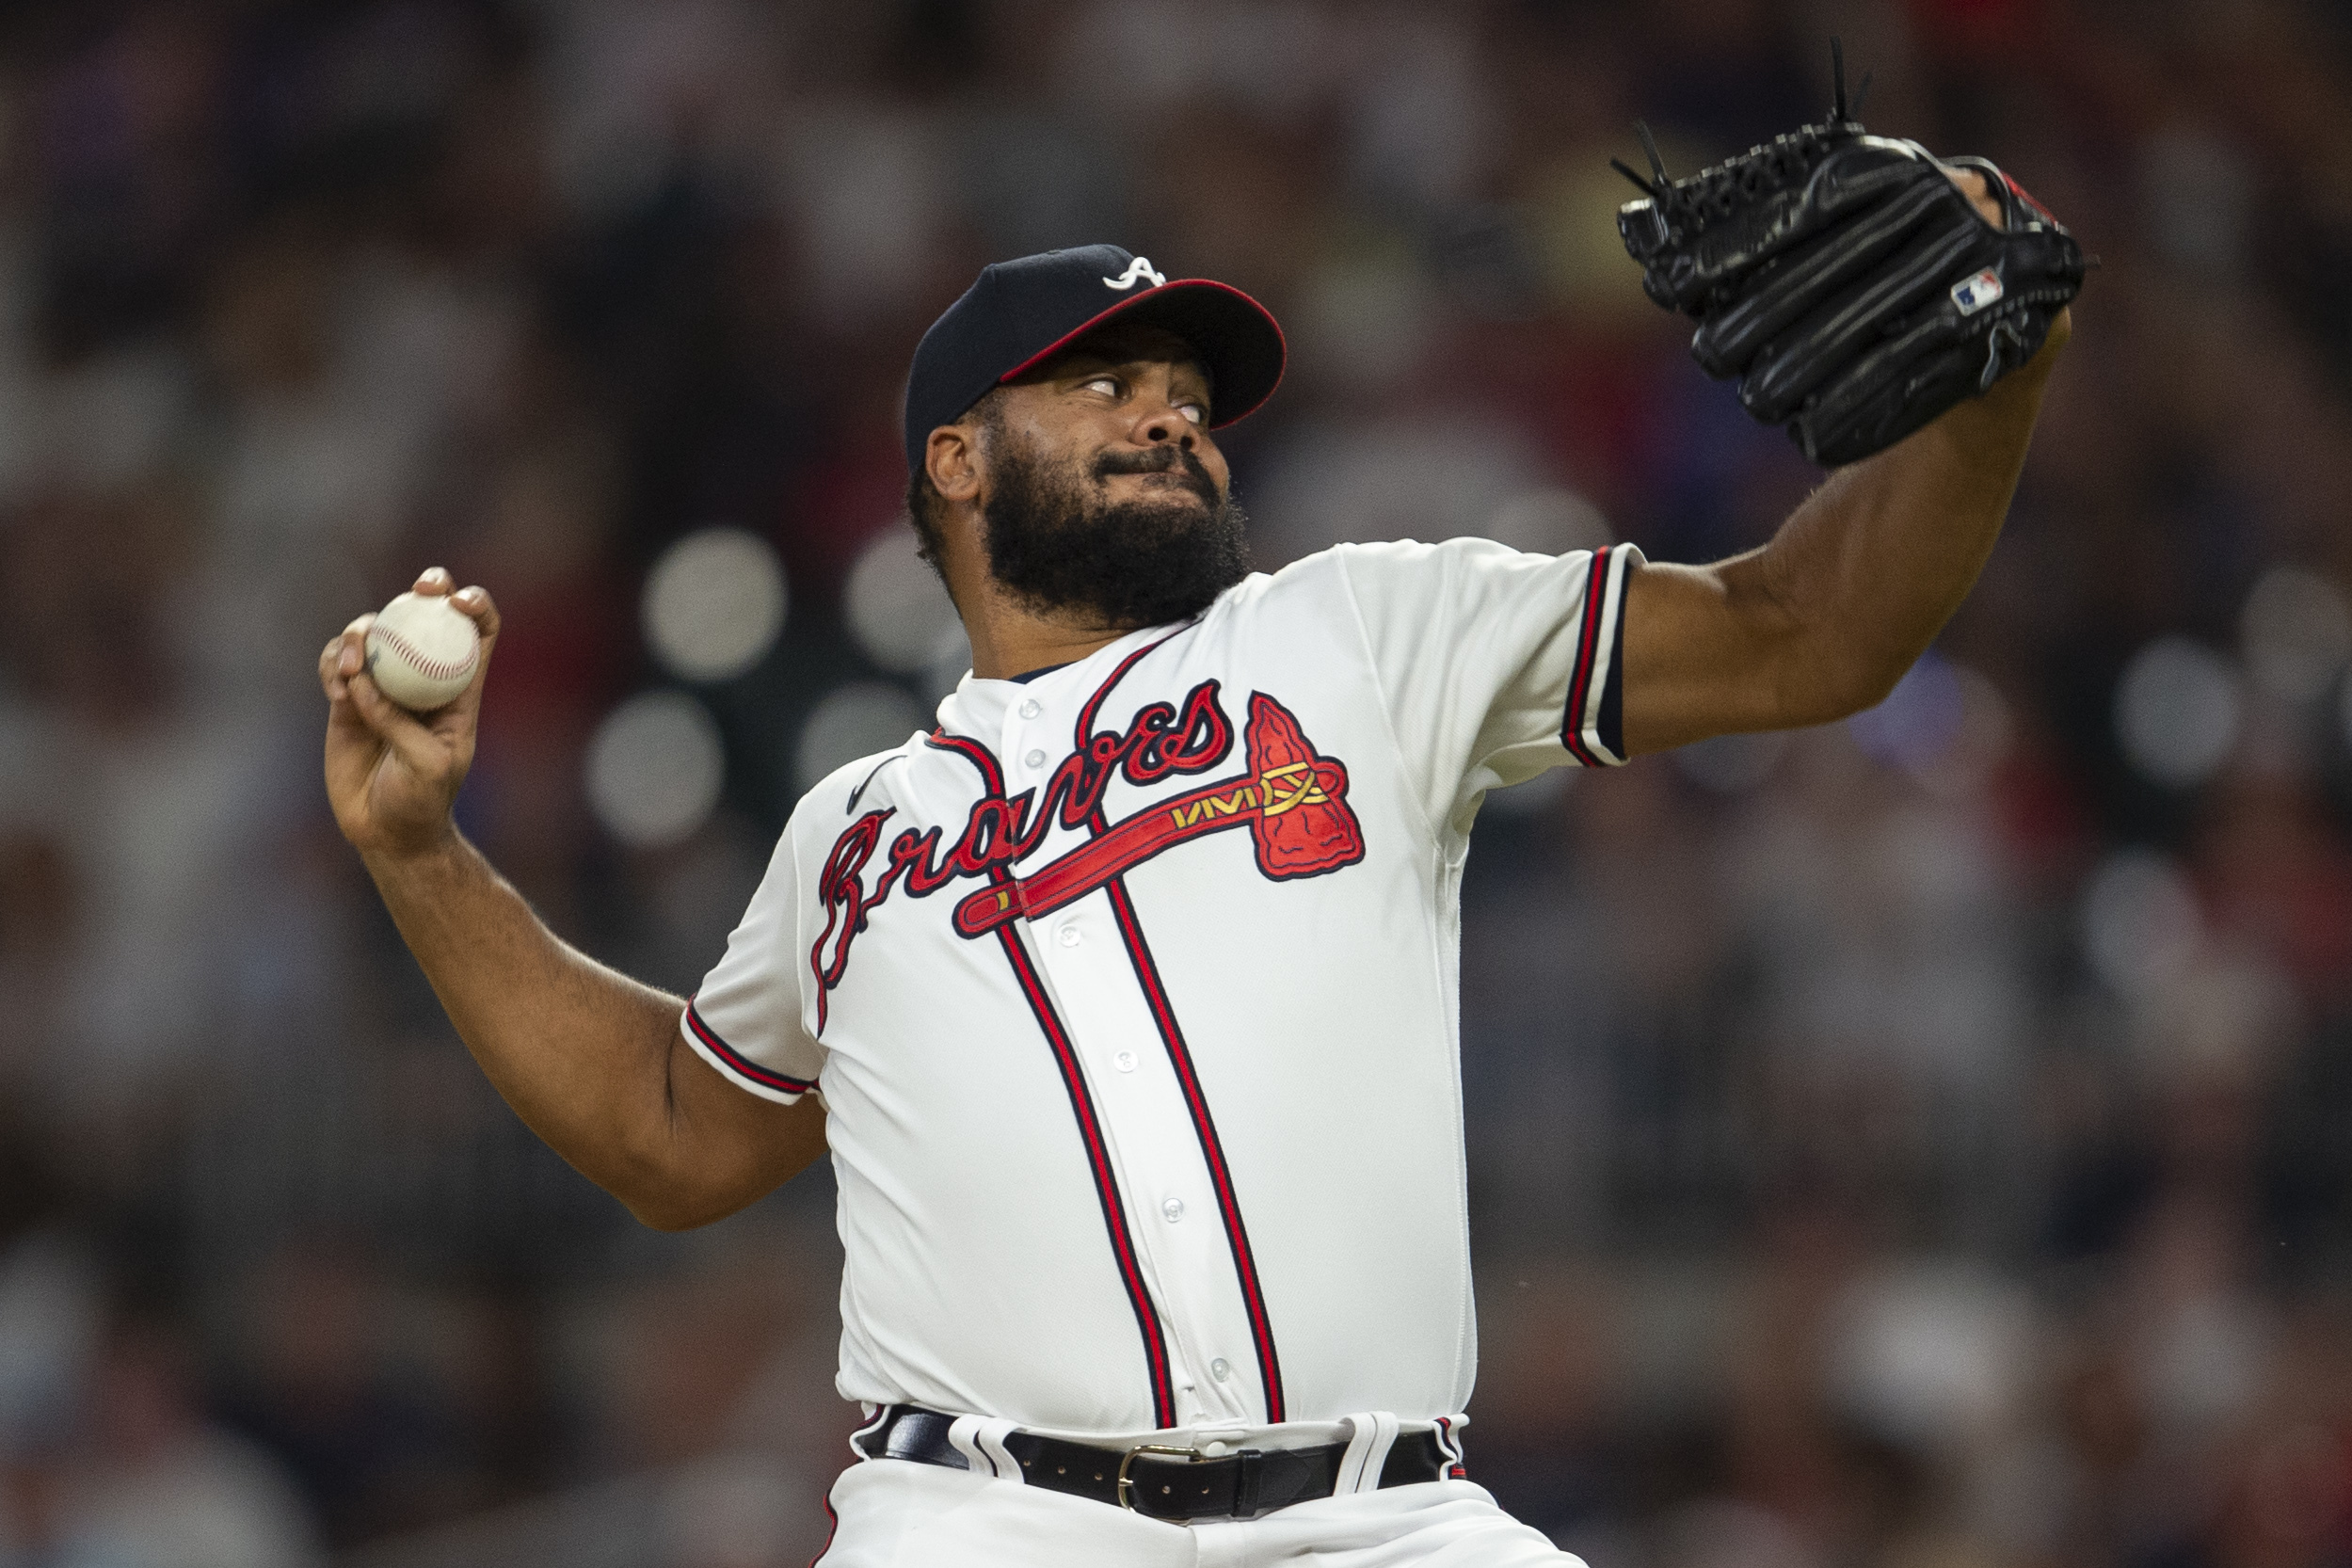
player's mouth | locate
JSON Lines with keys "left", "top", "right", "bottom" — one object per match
{"left": 1096, "top": 447, "right": 1218, "bottom": 505}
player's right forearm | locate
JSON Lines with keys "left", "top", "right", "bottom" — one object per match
{"left": 323, "top": 578, "right": 826, "bottom": 1230}
{"left": 360, "top": 830, "right": 688, "bottom": 1205}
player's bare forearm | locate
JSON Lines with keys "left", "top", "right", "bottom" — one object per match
{"left": 1621, "top": 309, "right": 2068, "bottom": 754}
{"left": 358, "top": 834, "right": 822, "bottom": 1229}
{"left": 320, "top": 572, "right": 826, "bottom": 1230}
{"left": 360, "top": 837, "right": 680, "bottom": 1194}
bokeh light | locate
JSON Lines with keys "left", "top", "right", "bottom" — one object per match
{"left": 843, "top": 529, "right": 964, "bottom": 676}
{"left": 2240, "top": 565, "right": 2351, "bottom": 703}
{"left": 1829, "top": 1264, "right": 2028, "bottom": 1448}
{"left": 1848, "top": 650, "right": 1964, "bottom": 776}
{"left": 641, "top": 527, "right": 788, "bottom": 683}
{"left": 584, "top": 691, "right": 726, "bottom": 849}
{"left": 2114, "top": 636, "right": 2241, "bottom": 789}
{"left": 2080, "top": 847, "right": 2203, "bottom": 999}
{"left": 792, "top": 681, "right": 927, "bottom": 795}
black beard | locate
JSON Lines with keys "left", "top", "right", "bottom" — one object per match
{"left": 981, "top": 437, "right": 1252, "bottom": 630}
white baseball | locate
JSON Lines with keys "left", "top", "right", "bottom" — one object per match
{"left": 364, "top": 591, "right": 482, "bottom": 712}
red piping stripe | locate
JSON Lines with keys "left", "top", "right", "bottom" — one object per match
{"left": 684, "top": 1000, "right": 818, "bottom": 1094}
{"left": 1077, "top": 642, "right": 1287, "bottom": 1422}
{"left": 996, "top": 917, "right": 1178, "bottom": 1428}
{"left": 1560, "top": 546, "right": 1613, "bottom": 767}
{"left": 928, "top": 729, "right": 1178, "bottom": 1429}
{"left": 1103, "top": 874, "right": 1287, "bottom": 1422}
{"left": 808, "top": 1490, "right": 840, "bottom": 1567}
{"left": 1075, "top": 631, "right": 1187, "bottom": 742}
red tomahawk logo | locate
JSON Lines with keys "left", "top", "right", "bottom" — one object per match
{"left": 952, "top": 692, "right": 1365, "bottom": 938}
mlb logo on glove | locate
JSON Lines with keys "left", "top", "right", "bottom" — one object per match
{"left": 1950, "top": 268, "right": 2005, "bottom": 316}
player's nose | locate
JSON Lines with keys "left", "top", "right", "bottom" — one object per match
{"left": 1127, "top": 392, "right": 1200, "bottom": 451}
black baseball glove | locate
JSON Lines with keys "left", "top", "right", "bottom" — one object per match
{"left": 1614, "top": 47, "right": 2086, "bottom": 467}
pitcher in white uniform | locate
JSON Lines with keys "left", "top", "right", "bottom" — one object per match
{"left": 317, "top": 233, "right": 2065, "bottom": 1564}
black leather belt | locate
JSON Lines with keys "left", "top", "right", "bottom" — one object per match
{"left": 854, "top": 1405, "right": 1464, "bottom": 1522}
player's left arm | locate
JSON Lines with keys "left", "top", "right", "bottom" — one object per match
{"left": 1617, "top": 174, "right": 2067, "bottom": 756}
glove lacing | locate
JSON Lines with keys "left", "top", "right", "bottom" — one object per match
{"left": 1611, "top": 39, "right": 1875, "bottom": 233}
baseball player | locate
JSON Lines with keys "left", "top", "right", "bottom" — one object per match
{"left": 320, "top": 149, "right": 2070, "bottom": 1562}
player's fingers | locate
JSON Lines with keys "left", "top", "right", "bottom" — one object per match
{"left": 1941, "top": 167, "right": 2002, "bottom": 228}
{"left": 446, "top": 584, "right": 501, "bottom": 647}
{"left": 346, "top": 667, "right": 464, "bottom": 780}
{"left": 324, "top": 652, "right": 393, "bottom": 807}
{"left": 413, "top": 567, "right": 454, "bottom": 597}
{"left": 339, "top": 614, "right": 374, "bottom": 669}
{"left": 323, "top": 679, "right": 382, "bottom": 757}
{"left": 323, "top": 616, "right": 375, "bottom": 696}
{"left": 429, "top": 585, "right": 501, "bottom": 732}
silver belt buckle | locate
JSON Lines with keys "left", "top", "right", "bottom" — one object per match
{"left": 1116, "top": 1442, "right": 1206, "bottom": 1511}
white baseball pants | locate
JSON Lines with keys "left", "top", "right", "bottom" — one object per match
{"left": 812, "top": 1457, "right": 1584, "bottom": 1567}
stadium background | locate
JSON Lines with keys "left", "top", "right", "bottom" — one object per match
{"left": 6, "top": 0, "right": 2352, "bottom": 1563}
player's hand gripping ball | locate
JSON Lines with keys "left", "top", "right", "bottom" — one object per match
{"left": 364, "top": 590, "right": 482, "bottom": 712}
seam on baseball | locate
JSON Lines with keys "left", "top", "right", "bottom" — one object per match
{"left": 373, "top": 621, "right": 479, "bottom": 681}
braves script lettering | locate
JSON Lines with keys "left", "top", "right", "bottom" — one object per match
{"left": 810, "top": 680, "right": 1231, "bottom": 1028}
{"left": 808, "top": 682, "right": 1364, "bottom": 1030}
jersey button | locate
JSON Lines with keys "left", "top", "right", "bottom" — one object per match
{"left": 1059, "top": 925, "right": 1081, "bottom": 948}
{"left": 1114, "top": 1050, "right": 1137, "bottom": 1073}
{"left": 1161, "top": 1197, "right": 1184, "bottom": 1223}
{"left": 1210, "top": 1358, "right": 1232, "bottom": 1383}
{"left": 1018, "top": 698, "right": 1042, "bottom": 719}
{"left": 1025, "top": 749, "right": 1046, "bottom": 768}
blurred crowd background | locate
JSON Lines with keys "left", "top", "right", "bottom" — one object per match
{"left": 4, "top": 0, "right": 2352, "bottom": 1564}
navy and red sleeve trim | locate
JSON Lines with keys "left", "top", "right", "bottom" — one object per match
{"left": 681, "top": 999, "right": 818, "bottom": 1101}
{"left": 1560, "top": 544, "right": 1640, "bottom": 768}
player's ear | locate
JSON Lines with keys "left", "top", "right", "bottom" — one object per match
{"left": 927, "top": 424, "right": 983, "bottom": 505}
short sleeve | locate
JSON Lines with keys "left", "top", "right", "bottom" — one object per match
{"left": 1335, "top": 536, "right": 1640, "bottom": 831}
{"left": 681, "top": 819, "right": 826, "bottom": 1104}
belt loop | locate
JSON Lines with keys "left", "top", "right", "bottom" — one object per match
{"left": 1333, "top": 1412, "right": 1400, "bottom": 1495}
{"left": 948, "top": 1415, "right": 1026, "bottom": 1481}
{"left": 849, "top": 1404, "right": 892, "bottom": 1462}
{"left": 1433, "top": 1414, "right": 1467, "bottom": 1479}
{"left": 1233, "top": 1448, "right": 1265, "bottom": 1517}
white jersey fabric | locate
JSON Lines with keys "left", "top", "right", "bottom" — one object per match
{"left": 684, "top": 536, "right": 1639, "bottom": 1442}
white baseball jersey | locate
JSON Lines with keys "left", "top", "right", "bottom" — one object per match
{"left": 683, "top": 536, "right": 1640, "bottom": 1439}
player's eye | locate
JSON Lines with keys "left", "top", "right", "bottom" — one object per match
{"left": 1178, "top": 403, "right": 1206, "bottom": 425}
{"left": 1082, "top": 376, "right": 1120, "bottom": 397}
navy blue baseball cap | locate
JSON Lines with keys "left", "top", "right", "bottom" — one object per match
{"left": 903, "top": 244, "right": 1287, "bottom": 477}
